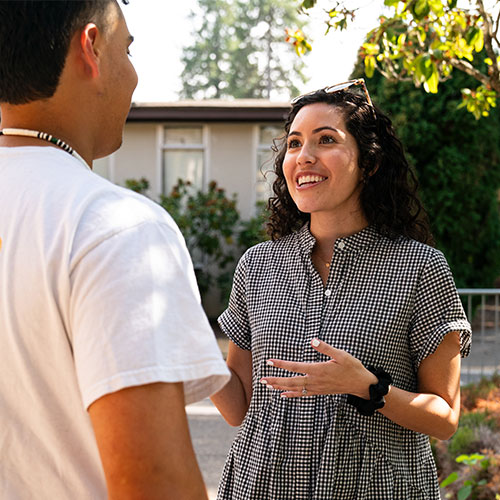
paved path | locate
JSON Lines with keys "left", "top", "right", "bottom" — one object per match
{"left": 187, "top": 398, "right": 237, "bottom": 500}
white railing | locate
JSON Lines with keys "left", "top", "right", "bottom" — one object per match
{"left": 458, "top": 289, "right": 500, "bottom": 384}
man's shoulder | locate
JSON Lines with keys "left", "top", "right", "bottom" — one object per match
{"left": 73, "top": 177, "right": 179, "bottom": 252}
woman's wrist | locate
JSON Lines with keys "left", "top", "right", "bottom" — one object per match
{"left": 347, "top": 366, "right": 393, "bottom": 416}
{"left": 353, "top": 366, "right": 378, "bottom": 399}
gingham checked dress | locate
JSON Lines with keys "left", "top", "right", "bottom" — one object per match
{"left": 217, "top": 224, "right": 471, "bottom": 500}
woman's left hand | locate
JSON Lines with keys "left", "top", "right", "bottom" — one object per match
{"left": 260, "top": 338, "right": 377, "bottom": 399}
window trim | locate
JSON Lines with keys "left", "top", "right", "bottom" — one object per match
{"left": 255, "top": 123, "right": 281, "bottom": 207}
{"left": 159, "top": 124, "right": 207, "bottom": 196}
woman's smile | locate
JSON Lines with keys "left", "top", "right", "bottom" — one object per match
{"left": 296, "top": 173, "right": 328, "bottom": 188}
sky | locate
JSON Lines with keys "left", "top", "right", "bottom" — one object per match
{"left": 121, "top": 1, "right": 383, "bottom": 104}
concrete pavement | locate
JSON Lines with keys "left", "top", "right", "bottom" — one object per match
{"left": 187, "top": 398, "right": 238, "bottom": 500}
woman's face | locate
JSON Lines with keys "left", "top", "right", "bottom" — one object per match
{"left": 283, "top": 102, "right": 364, "bottom": 222}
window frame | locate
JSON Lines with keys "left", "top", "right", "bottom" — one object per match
{"left": 158, "top": 124, "right": 208, "bottom": 196}
{"left": 254, "top": 123, "right": 282, "bottom": 207}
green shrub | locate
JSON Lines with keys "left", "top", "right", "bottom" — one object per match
{"left": 462, "top": 373, "right": 500, "bottom": 410}
{"left": 125, "top": 177, "right": 149, "bottom": 194}
{"left": 438, "top": 374, "right": 500, "bottom": 499}
{"left": 448, "top": 411, "right": 498, "bottom": 458}
{"left": 440, "top": 453, "right": 490, "bottom": 500}
{"left": 448, "top": 427, "right": 478, "bottom": 458}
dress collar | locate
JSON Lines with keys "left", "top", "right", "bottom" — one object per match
{"left": 297, "top": 223, "right": 382, "bottom": 255}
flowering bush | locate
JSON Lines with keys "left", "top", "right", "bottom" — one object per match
{"left": 437, "top": 374, "right": 500, "bottom": 499}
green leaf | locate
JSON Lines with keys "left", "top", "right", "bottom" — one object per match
{"left": 440, "top": 471, "right": 458, "bottom": 487}
{"left": 424, "top": 64, "right": 439, "bottom": 93}
{"left": 474, "top": 29, "right": 484, "bottom": 52}
{"left": 418, "top": 26, "right": 427, "bottom": 42}
{"left": 336, "top": 18, "right": 348, "bottom": 30}
{"left": 362, "top": 42, "right": 380, "bottom": 55}
{"left": 301, "top": 0, "right": 316, "bottom": 8}
{"left": 428, "top": 0, "right": 444, "bottom": 16}
{"left": 364, "top": 55, "right": 376, "bottom": 78}
{"left": 418, "top": 55, "right": 434, "bottom": 80}
{"left": 384, "top": 0, "right": 401, "bottom": 6}
{"left": 432, "top": 49, "right": 444, "bottom": 60}
{"left": 465, "top": 27, "right": 483, "bottom": 52}
{"left": 456, "top": 453, "right": 484, "bottom": 464}
{"left": 412, "top": 0, "right": 431, "bottom": 20}
{"left": 448, "top": 0, "right": 457, "bottom": 7}
{"left": 457, "top": 485, "right": 473, "bottom": 500}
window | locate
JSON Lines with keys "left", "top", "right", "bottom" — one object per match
{"left": 162, "top": 127, "right": 204, "bottom": 194}
{"left": 256, "top": 125, "right": 282, "bottom": 202}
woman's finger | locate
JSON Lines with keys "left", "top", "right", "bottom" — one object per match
{"left": 260, "top": 375, "right": 306, "bottom": 391}
{"left": 310, "top": 338, "right": 343, "bottom": 361}
{"left": 266, "top": 358, "right": 311, "bottom": 374}
{"left": 280, "top": 390, "right": 307, "bottom": 398}
{"left": 260, "top": 376, "right": 312, "bottom": 398}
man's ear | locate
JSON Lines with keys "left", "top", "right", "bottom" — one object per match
{"left": 79, "top": 23, "right": 100, "bottom": 78}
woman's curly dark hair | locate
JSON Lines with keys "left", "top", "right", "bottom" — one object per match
{"left": 267, "top": 88, "right": 433, "bottom": 245}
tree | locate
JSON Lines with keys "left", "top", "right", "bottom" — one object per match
{"left": 349, "top": 56, "right": 500, "bottom": 287}
{"left": 180, "top": 0, "right": 308, "bottom": 99}
{"left": 289, "top": 0, "right": 499, "bottom": 118}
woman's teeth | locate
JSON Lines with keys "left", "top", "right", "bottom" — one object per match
{"left": 297, "top": 175, "right": 326, "bottom": 186}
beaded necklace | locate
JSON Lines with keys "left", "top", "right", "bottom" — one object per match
{"left": 0, "top": 128, "right": 89, "bottom": 169}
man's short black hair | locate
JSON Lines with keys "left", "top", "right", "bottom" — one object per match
{"left": 0, "top": 0, "right": 127, "bottom": 105}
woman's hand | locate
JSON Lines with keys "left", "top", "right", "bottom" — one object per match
{"left": 260, "top": 338, "right": 377, "bottom": 399}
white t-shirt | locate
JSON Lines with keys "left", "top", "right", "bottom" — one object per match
{"left": 0, "top": 146, "right": 230, "bottom": 499}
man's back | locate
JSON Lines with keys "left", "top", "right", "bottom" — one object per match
{"left": 0, "top": 146, "right": 229, "bottom": 497}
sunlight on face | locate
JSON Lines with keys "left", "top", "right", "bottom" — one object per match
{"left": 283, "top": 102, "right": 364, "bottom": 226}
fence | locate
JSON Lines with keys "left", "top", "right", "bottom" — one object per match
{"left": 459, "top": 288, "right": 500, "bottom": 384}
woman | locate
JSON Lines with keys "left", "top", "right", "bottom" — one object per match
{"left": 211, "top": 81, "right": 471, "bottom": 499}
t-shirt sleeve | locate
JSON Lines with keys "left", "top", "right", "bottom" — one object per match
{"left": 218, "top": 251, "right": 252, "bottom": 351}
{"left": 409, "top": 250, "right": 471, "bottom": 369}
{"left": 69, "top": 220, "right": 230, "bottom": 410}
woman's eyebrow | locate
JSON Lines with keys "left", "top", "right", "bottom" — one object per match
{"left": 288, "top": 126, "right": 339, "bottom": 137}
{"left": 312, "top": 126, "right": 339, "bottom": 134}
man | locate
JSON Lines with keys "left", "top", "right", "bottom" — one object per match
{"left": 0, "top": 2, "right": 229, "bottom": 499}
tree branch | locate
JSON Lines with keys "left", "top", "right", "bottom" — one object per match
{"left": 476, "top": 0, "right": 500, "bottom": 91}
{"left": 449, "top": 57, "right": 500, "bottom": 92}
{"left": 492, "top": 6, "right": 500, "bottom": 41}
{"left": 376, "top": 65, "right": 413, "bottom": 82}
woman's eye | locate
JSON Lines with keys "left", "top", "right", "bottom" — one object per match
{"left": 319, "top": 135, "right": 335, "bottom": 144}
{"left": 287, "top": 138, "right": 301, "bottom": 149}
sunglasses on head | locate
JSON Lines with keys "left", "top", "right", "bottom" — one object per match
{"left": 291, "top": 78, "right": 373, "bottom": 107}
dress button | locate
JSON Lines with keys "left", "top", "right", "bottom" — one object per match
{"left": 324, "top": 289, "right": 332, "bottom": 297}
{"left": 337, "top": 241, "right": 346, "bottom": 250}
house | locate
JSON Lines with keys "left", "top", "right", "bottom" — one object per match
{"left": 94, "top": 99, "right": 291, "bottom": 220}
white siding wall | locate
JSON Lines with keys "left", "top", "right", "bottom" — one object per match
{"left": 112, "top": 123, "right": 159, "bottom": 196}
{"left": 208, "top": 123, "right": 257, "bottom": 219}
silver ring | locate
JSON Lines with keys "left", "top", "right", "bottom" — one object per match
{"left": 302, "top": 387, "right": 307, "bottom": 396}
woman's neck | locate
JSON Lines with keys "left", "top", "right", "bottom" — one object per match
{"left": 309, "top": 211, "right": 368, "bottom": 285}
{"left": 309, "top": 210, "right": 368, "bottom": 248}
